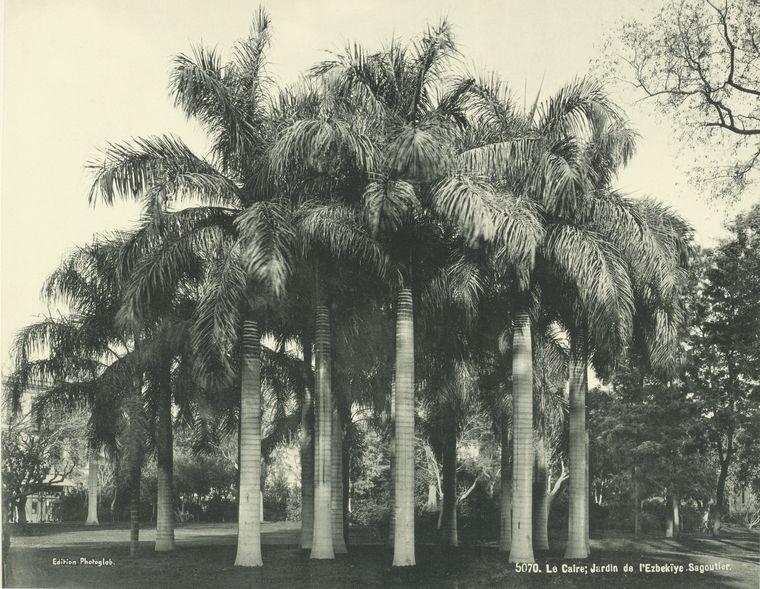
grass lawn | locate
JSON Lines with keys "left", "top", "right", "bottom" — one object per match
{"left": 5, "top": 522, "right": 758, "bottom": 588}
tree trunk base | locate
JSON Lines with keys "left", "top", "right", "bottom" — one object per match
{"left": 564, "top": 545, "right": 589, "bottom": 559}
{"left": 508, "top": 546, "right": 535, "bottom": 563}
{"left": 234, "top": 554, "right": 263, "bottom": 567}
{"left": 154, "top": 539, "right": 175, "bottom": 552}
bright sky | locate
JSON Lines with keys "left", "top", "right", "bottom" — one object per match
{"left": 2, "top": 0, "right": 757, "bottom": 367}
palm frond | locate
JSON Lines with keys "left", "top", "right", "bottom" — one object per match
{"left": 544, "top": 224, "right": 634, "bottom": 351}
{"left": 235, "top": 200, "right": 296, "bottom": 296}
{"left": 88, "top": 135, "right": 242, "bottom": 207}
{"left": 386, "top": 124, "right": 450, "bottom": 182}
{"left": 296, "top": 203, "right": 392, "bottom": 281}
{"left": 118, "top": 207, "right": 236, "bottom": 324}
{"left": 363, "top": 178, "right": 419, "bottom": 236}
{"left": 430, "top": 175, "right": 495, "bottom": 245}
{"left": 192, "top": 241, "right": 248, "bottom": 381}
{"left": 270, "top": 117, "right": 377, "bottom": 178}
{"left": 535, "top": 77, "right": 622, "bottom": 143}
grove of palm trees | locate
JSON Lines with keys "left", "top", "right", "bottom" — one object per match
{"left": 2, "top": 2, "right": 759, "bottom": 588}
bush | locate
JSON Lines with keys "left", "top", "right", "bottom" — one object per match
{"left": 285, "top": 486, "right": 301, "bottom": 522}
{"left": 205, "top": 494, "right": 237, "bottom": 522}
{"left": 348, "top": 497, "right": 390, "bottom": 528}
{"left": 459, "top": 483, "right": 498, "bottom": 542}
{"left": 264, "top": 470, "right": 301, "bottom": 522}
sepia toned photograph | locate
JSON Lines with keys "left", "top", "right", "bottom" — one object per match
{"left": 1, "top": 0, "right": 758, "bottom": 587}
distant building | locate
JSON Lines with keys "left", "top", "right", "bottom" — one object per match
{"left": 17, "top": 477, "right": 78, "bottom": 523}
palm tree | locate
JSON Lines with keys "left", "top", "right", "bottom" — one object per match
{"left": 460, "top": 76, "right": 649, "bottom": 562}
{"left": 416, "top": 255, "right": 488, "bottom": 547}
{"left": 88, "top": 10, "right": 281, "bottom": 565}
{"left": 306, "top": 21, "right": 512, "bottom": 566}
{"left": 91, "top": 45, "right": 390, "bottom": 569}
{"left": 9, "top": 238, "right": 150, "bottom": 555}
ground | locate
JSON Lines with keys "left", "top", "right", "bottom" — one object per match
{"left": 5, "top": 522, "right": 759, "bottom": 588}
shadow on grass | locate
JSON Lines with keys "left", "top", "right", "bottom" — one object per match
{"left": 6, "top": 537, "right": 758, "bottom": 589}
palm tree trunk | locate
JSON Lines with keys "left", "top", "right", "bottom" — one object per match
{"left": 387, "top": 377, "right": 396, "bottom": 546}
{"left": 499, "top": 414, "right": 512, "bottom": 553}
{"left": 536, "top": 494, "right": 554, "bottom": 551}
{"left": 534, "top": 437, "right": 549, "bottom": 551}
{"left": 565, "top": 339, "right": 588, "bottom": 559}
{"left": 128, "top": 465, "right": 140, "bottom": 555}
{"left": 441, "top": 419, "right": 458, "bottom": 547}
{"left": 331, "top": 406, "right": 348, "bottom": 554}
{"left": 155, "top": 382, "right": 175, "bottom": 552}
{"left": 584, "top": 429, "right": 590, "bottom": 553}
{"left": 300, "top": 337, "right": 315, "bottom": 550}
{"left": 311, "top": 302, "right": 335, "bottom": 559}
{"left": 127, "top": 371, "right": 143, "bottom": 557}
{"left": 342, "top": 430, "right": 350, "bottom": 547}
{"left": 234, "top": 318, "right": 263, "bottom": 567}
{"left": 86, "top": 447, "right": 99, "bottom": 526}
{"left": 633, "top": 465, "right": 640, "bottom": 538}
{"left": 509, "top": 311, "right": 534, "bottom": 563}
{"left": 392, "top": 287, "right": 415, "bottom": 567}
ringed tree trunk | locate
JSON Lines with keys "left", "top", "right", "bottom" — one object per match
{"left": 509, "top": 311, "right": 534, "bottom": 563}
{"left": 392, "top": 287, "right": 415, "bottom": 567}
{"left": 86, "top": 447, "right": 100, "bottom": 526}
{"left": 565, "top": 339, "right": 589, "bottom": 559}
{"left": 155, "top": 380, "right": 175, "bottom": 552}
{"left": 128, "top": 462, "right": 141, "bottom": 555}
{"left": 299, "top": 337, "right": 315, "bottom": 550}
{"left": 633, "top": 465, "right": 641, "bottom": 539}
{"left": 127, "top": 372, "right": 144, "bottom": 557}
{"left": 387, "top": 377, "right": 396, "bottom": 546}
{"left": 533, "top": 437, "right": 550, "bottom": 551}
{"left": 440, "top": 417, "right": 458, "bottom": 547}
{"left": 585, "top": 429, "right": 590, "bottom": 553}
{"left": 311, "top": 302, "right": 334, "bottom": 559}
{"left": 234, "top": 318, "right": 263, "bottom": 567}
{"left": 331, "top": 406, "right": 347, "bottom": 554}
{"left": 342, "top": 427, "right": 350, "bottom": 546}
{"left": 499, "top": 412, "right": 512, "bottom": 553}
